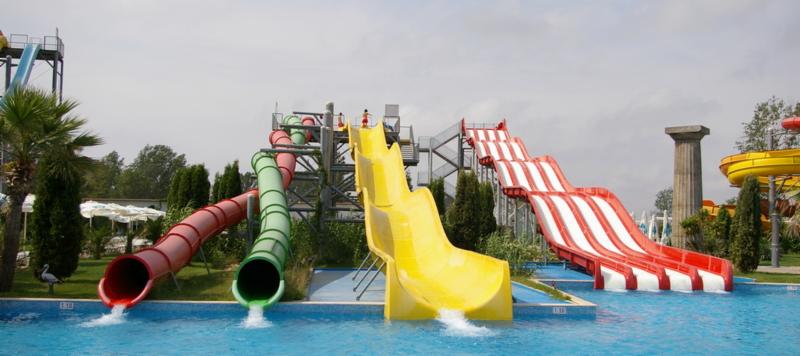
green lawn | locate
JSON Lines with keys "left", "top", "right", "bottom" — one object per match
{"left": 759, "top": 253, "right": 800, "bottom": 267}
{"left": 0, "top": 257, "right": 236, "bottom": 301}
{"left": 736, "top": 272, "right": 800, "bottom": 284}
{"left": 512, "top": 276, "right": 571, "bottom": 301}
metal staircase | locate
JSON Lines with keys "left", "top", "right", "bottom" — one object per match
{"left": 417, "top": 121, "right": 472, "bottom": 198}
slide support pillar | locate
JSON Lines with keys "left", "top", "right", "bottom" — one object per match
{"left": 767, "top": 128, "right": 780, "bottom": 267}
{"left": 666, "top": 125, "right": 709, "bottom": 249}
{"left": 4, "top": 55, "right": 10, "bottom": 91}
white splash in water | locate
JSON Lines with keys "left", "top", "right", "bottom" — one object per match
{"left": 241, "top": 305, "right": 272, "bottom": 329}
{"left": 81, "top": 305, "right": 126, "bottom": 327}
{"left": 436, "top": 309, "right": 495, "bottom": 337}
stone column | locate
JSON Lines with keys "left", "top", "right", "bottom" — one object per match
{"left": 665, "top": 125, "right": 710, "bottom": 249}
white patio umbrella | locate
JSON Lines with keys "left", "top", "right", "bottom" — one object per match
{"left": 22, "top": 194, "right": 35, "bottom": 213}
{"left": 20, "top": 194, "right": 35, "bottom": 244}
{"left": 80, "top": 201, "right": 117, "bottom": 227}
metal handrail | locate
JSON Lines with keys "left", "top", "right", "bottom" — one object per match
{"left": 353, "top": 256, "right": 379, "bottom": 291}
{"left": 7, "top": 34, "right": 64, "bottom": 56}
{"left": 356, "top": 260, "right": 385, "bottom": 301}
{"left": 352, "top": 252, "right": 373, "bottom": 281}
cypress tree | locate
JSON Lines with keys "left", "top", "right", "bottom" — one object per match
{"left": 478, "top": 181, "right": 497, "bottom": 238}
{"left": 211, "top": 173, "right": 221, "bottom": 203}
{"left": 177, "top": 167, "right": 193, "bottom": 208}
{"left": 166, "top": 168, "right": 183, "bottom": 209}
{"left": 731, "top": 175, "right": 761, "bottom": 272}
{"left": 713, "top": 207, "right": 733, "bottom": 258}
{"left": 445, "top": 171, "right": 481, "bottom": 250}
{"left": 30, "top": 156, "right": 85, "bottom": 279}
{"left": 429, "top": 177, "right": 446, "bottom": 215}
{"left": 221, "top": 161, "right": 242, "bottom": 199}
{"left": 189, "top": 164, "right": 210, "bottom": 208}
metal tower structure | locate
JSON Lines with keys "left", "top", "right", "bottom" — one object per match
{"left": 419, "top": 120, "right": 540, "bottom": 245}
{"left": 417, "top": 121, "right": 473, "bottom": 198}
{"left": 0, "top": 31, "right": 65, "bottom": 101}
{"left": 263, "top": 103, "right": 419, "bottom": 232}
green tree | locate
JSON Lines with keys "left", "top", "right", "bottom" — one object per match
{"left": 241, "top": 171, "right": 255, "bottom": 192}
{"left": 167, "top": 164, "right": 209, "bottom": 210}
{"left": 731, "top": 176, "right": 762, "bottom": 272}
{"left": 445, "top": 170, "right": 482, "bottom": 250}
{"left": 167, "top": 167, "right": 190, "bottom": 209}
{"left": 30, "top": 155, "right": 87, "bottom": 279}
{"left": 654, "top": 187, "right": 673, "bottom": 214}
{"left": 82, "top": 151, "right": 124, "bottom": 198}
{"left": 211, "top": 173, "right": 222, "bottom": 203}
{"left": 429, "top": 177, "right": 446, "bottom": 215}
{"left": 711, "top": 207, "right": 733, "bottom": 258}
{"left": 478, "top": 181, "right": 497, "bottom": 238}
{"left": 118, "top": 145, "right": 186, "bottom": 199}
{"left": 736, "top": 96, "right": 800, "bottom": 153}
{"left": 220, "top": 161, "right": 242, "bottom": 200}
{"left": 0, "top": 87, "right": 101, "bottom": 291}
{"left": 189, "top": 164, "right": 210, "bottom": 208}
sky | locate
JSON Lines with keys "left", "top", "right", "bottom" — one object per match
{"left": 5, "top": 0, "right": 800, "bottom": 213}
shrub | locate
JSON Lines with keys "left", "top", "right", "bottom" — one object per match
{"left": 479, "top": 230, "right": 540, "bottom": 276}
{"left": 446, "top": 171, "right": 481, "bottom": 250}
{"left": 429, "top": 177, "right": 446, "bottom": 215}
{"left": 85, "top": 225, "right": 112, "bottom": 260}
{"left": 731, "top": 176, "right": 762, "bottom": 273}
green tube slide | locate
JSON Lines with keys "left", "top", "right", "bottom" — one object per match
{"left": 232, "top": 115, "right": 308, "bottom": 308}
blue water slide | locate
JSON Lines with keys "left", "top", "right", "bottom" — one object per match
{"left": 7, "top": 43, "right": 41, "bottom": 93}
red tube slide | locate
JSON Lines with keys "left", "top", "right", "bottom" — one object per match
{"left": 98, "top": 191, "right": 254, "bottom": 308}
{"left": 268, "top": 116, "right": 316, "bottom": 188}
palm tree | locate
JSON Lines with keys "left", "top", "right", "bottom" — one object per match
{"left": 0, "top": 87, "right": 102, "bottom": 291}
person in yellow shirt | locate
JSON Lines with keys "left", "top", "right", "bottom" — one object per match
{"left": 0, "top": 30, "right": 8, "bottom": 49}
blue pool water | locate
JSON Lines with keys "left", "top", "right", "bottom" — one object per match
{"left": 2, "top": 282, "right": 798, "bottom": 355}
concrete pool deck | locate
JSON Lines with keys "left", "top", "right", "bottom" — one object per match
{"left": 306, "top": 268, "right": 596, "bottom": 317}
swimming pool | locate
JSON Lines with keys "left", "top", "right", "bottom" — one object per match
{"left": 2, "top": 282, "right": 798, "bottom": 355}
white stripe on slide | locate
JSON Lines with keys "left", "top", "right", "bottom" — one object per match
{"left": 600, "top": 267, "right": 627, "bottom": 291}
{"left": 665, "top": 269, "right": 692, "bottom": 291}
{"left": 476, "top": 142, "right": 488, "bottom": 158}
{"left": 509, "top": 161, "right": 531, "bottom": 191}
{"left": 540, "top": 162, "right": 565, "bottom": 192}
{"left": 497, "top": 162, "right": 512, "bottom": 187}
{"left": 497, "top": 131, "right": 507, "bottom": 141}
{"left": 631, "top": 267, "right": 659, "bottom": 291}
{"left": 511, "top": 142, "right": 526, "bottom": 160}
{"left": 698, "top": 270, "right": 725, "bottom": 292}
{"left": 550, "top": 196, "right": 599, "bottom": 256}
{"left": 487, "top": 142, "right": 501, "bottom": 161}
{"left": 571, "top": 195, "right": 622, "bottom": 255}
{"left": 487, "top": 130, "right": 496, "bottom": 141}
{"left": 530, "top": 196, "right": 566, "bottom": 246}
{"left": 498, "top": 142, "right": 513, "bottom": 160}
{"left": 525, "top": 162, "right": 549, "bottom": 191}
{"left": 590, "top": 197, "right": 646, "bottom": 253}
{"left": 478, "top": 130, "right": 486, "bottom": 141}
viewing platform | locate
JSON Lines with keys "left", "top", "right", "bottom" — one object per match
{"left": 0, "top": 33, "right": 64, "bottom": 60}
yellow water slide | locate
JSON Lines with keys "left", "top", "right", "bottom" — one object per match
{"left": 348, "top": 122, "right": 512, "bottom": 320}
{"left": 720, "top": 149, "right": 800, "bottom": 188}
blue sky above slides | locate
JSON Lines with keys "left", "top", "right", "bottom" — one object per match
{"left": 6, "top": 0, "right": 800, "bottom": 213}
